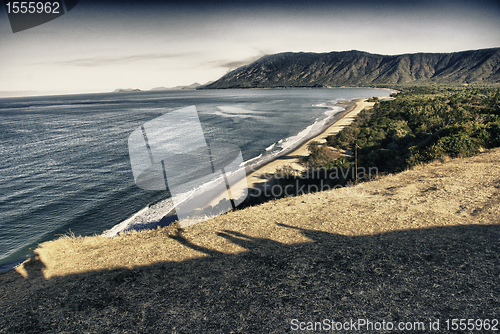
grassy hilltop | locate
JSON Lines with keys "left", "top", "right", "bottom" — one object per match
{"left": 1, "top": 145, "right": 499, "bottom": 333}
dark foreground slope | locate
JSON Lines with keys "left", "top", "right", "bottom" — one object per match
{"left": 203, "top": 48, "right": 500, "bottom": 88}
{"left": 1, "top": 147, "right": 499, "bottom": 333}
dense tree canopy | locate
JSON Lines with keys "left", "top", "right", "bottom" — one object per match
{"left": 310, "top": 85, "right": 500, "bottom": 176}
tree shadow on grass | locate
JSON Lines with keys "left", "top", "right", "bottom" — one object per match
{"left": 1, "top": 224, "right": 499, "bottom": 333}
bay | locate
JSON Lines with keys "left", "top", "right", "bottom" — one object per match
{"left": 0, "top": 88, "right": 391, "bottom": 269}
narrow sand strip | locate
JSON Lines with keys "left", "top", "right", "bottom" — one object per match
{"left": 246, "top": 98, "right": 377, "bottom": 178}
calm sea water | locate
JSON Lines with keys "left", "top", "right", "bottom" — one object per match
{"left": 0, "top": 88, "right": 391, "bottom": 269}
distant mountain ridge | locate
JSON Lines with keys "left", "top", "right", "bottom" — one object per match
{"left": 113, "top": 88, "right": 141, "bottom": 92}
{"left": 151, "top": 83, "right": 203, "bottom": 90}
{"left": 203, "top": 48, "right": 500, "bottom": 88}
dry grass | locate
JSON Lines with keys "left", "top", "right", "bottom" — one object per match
{"left": 1, "top": 148, "right": 499, "bottom": 332}
{"left": 23, "top": 147, "right": 500, "bottom": 279}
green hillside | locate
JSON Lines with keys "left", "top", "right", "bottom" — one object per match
{"left": 203, "top": 48, "right": 500, "bottom": 88}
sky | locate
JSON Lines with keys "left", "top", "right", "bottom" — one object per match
{"left": 0, "top": 0, "right": 499, "bottom": 97}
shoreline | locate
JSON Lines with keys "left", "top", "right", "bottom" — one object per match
{"left": 243, "top": 91, "right": 396, "bottom": 180}
{"left": 105, "top": 96, "right": 377, "bottom": 232}
{"left": 247, "top": 98, "right": 369, "bottom": 175}
{"left": 183, "top": 96, "right": 387, "bottom": 228}
{"left": 1, "top": 91, "right": 390, "bottom": 270}
{"left": 108, "top": 95, "right": 387, "bottom": 231}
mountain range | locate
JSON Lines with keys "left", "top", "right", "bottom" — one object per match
{"left": 202, "top": 48, "right": 500, "bottom": 88}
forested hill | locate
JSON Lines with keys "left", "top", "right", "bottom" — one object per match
{"left": 202, "top": 48, "right": 500, "bottom": 88}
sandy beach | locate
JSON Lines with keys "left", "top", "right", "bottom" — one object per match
{"left": 185, "top": 96, "right": 388, "bottom": 227}
{"left": 246, "top": 98, "right": 377, "bottom": 179}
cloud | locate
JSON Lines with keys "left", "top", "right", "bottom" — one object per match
{"left": 210, "top": 52, "right": 268, "bottom": 72}
{"left": 49, "top": 53, "right": 196, "bottom": 67}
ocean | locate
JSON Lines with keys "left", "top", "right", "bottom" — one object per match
{"left": 0, "top": 88, "right": 391, "bottom": 270}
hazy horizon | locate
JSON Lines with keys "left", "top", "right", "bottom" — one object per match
{"left": 1, "top": 0, "right": 499, "bottom": 97}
